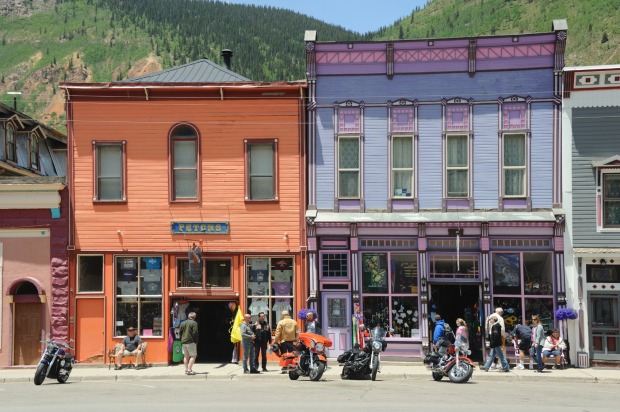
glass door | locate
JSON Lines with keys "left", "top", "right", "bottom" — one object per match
{"left": 322, "top": 292, "right": 351, "bottom": 358}
{"left": 589, "top": 292, "right": 620, "bottom": 360}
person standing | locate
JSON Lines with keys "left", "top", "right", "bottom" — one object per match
{"left": 275, "top": 310, "right": 298, "bottom": 354}
{"left": 432, "top": 314, "right": 445, "bottom": 349}
{"left": 482, "top": 315, "right": 510, "bottom": 372}
{"left": 531, "top": 315, "right": 546, "bottom": 372}
{"left": 486, "top": 307, "right": 506, "bottom": 369}
{"left": 240, "top": 313, "right": 259, "bottom": 374}
{"left": 180, "top": 312, "right": 199, "bottom": 375}
{"left": 252, "top": 312, "right": 272, "bottom": 372}
{"left": 512, "top": 323, "right": 532, "bottom": 369}
{"left": 305, "top": 311, "right": 322, "bottom": 334}
{"left": 455, "top": 318, "right": 468, "bottom": 341}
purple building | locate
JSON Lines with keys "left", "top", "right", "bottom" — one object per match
{"left": 305, "top": 21, "right": 568, "bottom": 361}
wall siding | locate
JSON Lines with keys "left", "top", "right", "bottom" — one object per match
{"left": 418, "top": 105, "right": 443, "bottom": 209}
{"left": 71, "top": 96, "right": 303, "bottom": 252}
{"left": 473, "top": 105, "right": 499, "bottom": 209}
{"left": 531, "top": 102, "right": 553, "bottom": 208}
{"left": 364, "top": 107, "right": 388, "bottom": 210}
{"left": 572, "top": 106, "right": 620, "bottom": 246}
{"left": 316, "top": 108, "right": 335, "bottom": 210}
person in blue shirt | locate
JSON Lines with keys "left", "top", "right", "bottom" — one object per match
{"left": 432, "top": 314, "right": 445, "bottom": 348}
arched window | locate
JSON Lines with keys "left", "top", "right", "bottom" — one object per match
{"left": 170, "top": 124, "right": 200, "bottom": 201}
{"left": 14, "top": 281, "right": 39, "bottom": 295}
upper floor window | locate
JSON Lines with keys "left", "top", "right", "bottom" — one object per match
{"left": 94, "top": 141, "right": 126, "bottom": 202}
{"left": 77, "top": 255, "right": 104, "bottom": 293}
{"left": 338, "top": 136, "right": 360, "bottom": 198}
{"left": 170, "top": 124, "right": 199, "bottom": 201}
{"left": 603, "top": 174, "right": 620, "bottom": 228}
{"left": 445, "top": 135, "right": 469, "bottom": 198}
{"left": 503, "top": 133, "right": 526, "bottom": 197}
{"left": 392, "top": 135, "right": 414, "bottom": 198}
{"left": 6, "top": 124, "right": 15, "bottom": 162}
{"left": 245, "top": 140, "right": 277, "bottom": 201}
{"left": 30, "top": 134, "right": 39, "bottom": 170}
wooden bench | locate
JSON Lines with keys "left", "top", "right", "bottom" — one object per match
{"left": 108, "top": 342, "right": 148, "bottom": 369}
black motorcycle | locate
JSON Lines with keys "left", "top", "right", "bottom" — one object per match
{"left": 339, "top": 326, "right": 389, "bottom": 381}
{"left": 34, "top": 339, "right": 74, "bottom": 385}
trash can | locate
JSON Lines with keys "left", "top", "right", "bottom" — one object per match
{"left": 172, "top": 340, "right": 183, "bottom": 363}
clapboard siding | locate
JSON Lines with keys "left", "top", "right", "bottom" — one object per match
{"left": 531, "top": 103, "right": 553, "bottom": 208}
{"left": 71, "top": 95, "right": 304, "bottom": 252}
{"left": 473, "top": 105, "right": 499, "bottom": 209}
{"left": 316, "top": 108, "right": 335, "bottom": 210}
{"left": 572, "top": 106, "right": 620, "bottom": 246}
{"left": 418, "top": 105, "right": 443, "bottom": 209}
{"left": 364, "top": 107, "right": 389, "bottom": 210}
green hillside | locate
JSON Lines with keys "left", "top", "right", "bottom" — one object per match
{"left": 1, "top": 0, "right": 620, "bottom": 132}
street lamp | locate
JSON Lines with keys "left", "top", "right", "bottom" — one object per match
{"left": 7, "top": 91, "right": 21, "bottom": 110}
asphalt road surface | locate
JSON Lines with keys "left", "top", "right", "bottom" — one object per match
{"left": 2, "top": 378, "right": 619, "bottom": 411}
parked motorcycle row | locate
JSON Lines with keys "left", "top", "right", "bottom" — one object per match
{"left": 34, "top": 324, "right": 473, "bottom": 385}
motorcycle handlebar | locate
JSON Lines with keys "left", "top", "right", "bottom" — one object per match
{"left": 40, "top": 339, "right": 74, "bottom": 350}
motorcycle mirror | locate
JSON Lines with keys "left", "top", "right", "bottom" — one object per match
{"left": 389, "top": 328, "right": 395, "bottom": 333}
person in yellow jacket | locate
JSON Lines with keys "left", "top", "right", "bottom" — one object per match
{"left": 274, "top": 310, "right": 298, "bottom": 354}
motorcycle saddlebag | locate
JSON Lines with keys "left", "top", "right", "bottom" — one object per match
{"left": 423, "top": 352, "right": 440, "bottom": 365}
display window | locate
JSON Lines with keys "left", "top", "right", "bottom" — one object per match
{"left": 177, "top": 258, "right": 232, "bottom": 288}
{"left": 361, "top": 252, "right": 419, "bottom": 338}
{"left": 115, "top": 256, "right": 163, "bottom": 337}
{"left": 245, "top": 257, "right": 294, "bottom": 327}
{"left": 492, "top": 251, "right": 555, "bottom": 332}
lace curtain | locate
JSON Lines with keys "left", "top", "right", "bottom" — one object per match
{"left": 392, "top": 136, "right": 413, "bottom": 197}
{"left": 446, "top": 135, "right": 468, "bottom": 197}
{"left": 503, "top": 134, "right": 525, "bottom": 196}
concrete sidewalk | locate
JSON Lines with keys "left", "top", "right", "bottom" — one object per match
{"left": 2, "top": 361, "right": 619, "bottom": 384}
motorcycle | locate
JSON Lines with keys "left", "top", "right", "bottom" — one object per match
{"left": 339, "top": 325, "right": 389, "bottom": 381}
{"left": 423, "top": 335, "right": 475, "bottom": 383}
{"left": 34, "top": 339, "right": 74, "bottom": 385}
{"left": 285, "top": 332, "right": 332, "bottom": 381}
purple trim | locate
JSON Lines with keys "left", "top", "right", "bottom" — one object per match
{"left": 394, "top": 48, "right": 468, "bottom": 63}
{"left": 393, "top": 39, "right": 470, "bottom": 49}
{"left": 477, "top": 56, "right": 554, "bottom": 71}
{"left": 338, "top": 199, "right": 361, "bottom": 210}
{"left": 476, "top": 34, "right": 556, "bottom": 46}
{"left": 502, "top": 198, "right": 528, "bottom": 209}
{"left": 392, "top": 199, "right": 415, "bottom": 211}
{"left": 316, "top": 51, "right": 386, "bottom": 64}
{"left": 394, "top": 61, "right": 468, "bottom": 73}
{"left": 317, "top": 64, "right": 386, "bottom": 76}
{"left": 445, "top": 199, "right": 470, "bottom": 209}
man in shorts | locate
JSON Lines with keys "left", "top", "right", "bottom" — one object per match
{"left": 180, "top": 312, "right": 199, "bottom": 375}
{"left": 512, "top": 323, "right": 532, "bottom": 369}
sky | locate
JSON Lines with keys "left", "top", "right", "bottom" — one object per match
{"left": 223, "top": 0, "right": 430, "bottom": 34}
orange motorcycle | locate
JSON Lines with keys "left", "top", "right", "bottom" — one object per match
{"left": 273, "top": 332, "right": 332, "bottom": 381}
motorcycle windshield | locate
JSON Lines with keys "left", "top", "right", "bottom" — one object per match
{"left": 369, "top": 327, "right": 387, "bottom": 341}
{"left": 455, "top": 336, "right": 469, "bottom": 352}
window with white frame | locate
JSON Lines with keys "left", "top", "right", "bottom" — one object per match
{"left": 246, "top": 140, "right": 276, "bottom": 200}
{"left": 338, "top": 136, "right": 360, "bottom": 198}
{"left": 392, "top": 135, "right": 414, "bottom": 198}
{"left": 603, "top": 173, "right": 620, "bottom": 228}
{"left": 445, "top": 134, "right": 469, "bottom": 198}
{"left": 94, "top": 142, "right": 125, "bottom": 201}
{"left": 115, "top": 256, "right": 163, "bottom": 337}
{"left": 321, "top": 252, "right": 349, "bottom": 279}
{"left": 503, "top": 133, "right": 526, "bottom": 197}
{"left": 171, "top": 125, "right": 199, "bottom": 201}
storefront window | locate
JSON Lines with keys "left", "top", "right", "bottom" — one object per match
{"left": 177, "top": 258, "right": 231, "bottom": 288}
{"left": 361, "top": 252, "right": 419, "bottom": 338}
{"left": 246, "top": 257, "right": 294, "bottom": 327}
{"left": 492, "top": 297, "right": 522, "bottom": 331}
{"left": 115, "top": 256, "right": 162, "bottom": 337}
{"left": 523, "top": 253, "right": 553, "bottom": 295}
{"left": 493, "top": 253, "right": 521, "bottom": 294}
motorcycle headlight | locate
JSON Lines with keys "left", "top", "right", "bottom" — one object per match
{"left": 372, "top": 341, "right": 383, "bottom": 351}
{"left": 47, "top": 344, "right": 55, "bottom": 352}
{"left": 309, "top": 341, "right": 316, "bottom": 349}
{"left": 315, "top": 343, "right": 324, "bottom": 352}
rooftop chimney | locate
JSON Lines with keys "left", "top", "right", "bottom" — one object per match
{"left": 221, "top": 49, "right": 233, "bottom": 70}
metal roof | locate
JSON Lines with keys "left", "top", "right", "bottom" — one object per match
{"left": 573, "top": 248, "right": 620, "bottom": 255}
{"left": 119, "top": 59, "right": 250, "bottom": 83}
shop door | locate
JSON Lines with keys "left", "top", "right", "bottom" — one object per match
{"left": 589, "top": 292, "right": 620, "bottom": 360}
{"left": 13, "top": 302, "right": 42, "bottom": 365}
{"left": 76, "top": 298, "right": 105, "bottom": 362}
{"left": 322, "top": 292, "right": 351, "bottom": 358}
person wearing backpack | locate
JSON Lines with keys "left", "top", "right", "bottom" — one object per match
{"left": 432, "top": 314, "right": 445, "bottom": 349}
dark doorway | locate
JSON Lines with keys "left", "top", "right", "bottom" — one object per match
{"left": 429, "top": 284, "right": 483, "bottom": 360}
{"left": 186, "top": 300, "right": 235, "bottom": 363}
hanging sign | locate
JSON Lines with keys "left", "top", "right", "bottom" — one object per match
{"left": 171, "top": 222, "right": 229, "bottom": 234}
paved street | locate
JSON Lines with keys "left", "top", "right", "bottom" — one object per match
{"left": 2, "top": 377, "right": 620, "bottom": 411}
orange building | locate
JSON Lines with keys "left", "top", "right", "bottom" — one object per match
{"left": 61, "top": 58, "right": 307, "bottom": 365}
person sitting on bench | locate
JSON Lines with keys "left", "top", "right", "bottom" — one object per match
{"left": 115, "top": 326, "right": 143, "bottom": 370}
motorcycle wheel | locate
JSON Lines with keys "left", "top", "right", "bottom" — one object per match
{"left": 308, "top": 361, "right": 326, "bottom": 381}
{"left": 288, "top": 371, "right": 300, "bottom": 380}
{"left": 447, "top": 362, "right": 473, "bottom": 383}
{"left": 371, "top": 357, "right": 379, "bottom": 381}
{"left": 432, "top": 372, "right": 443, "bottom": 381}
{"left": 34, "top": 363, "right": 47, "bottom": 386}
{"left": 57, "top": 372, "right": 70, "bottom": 384}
